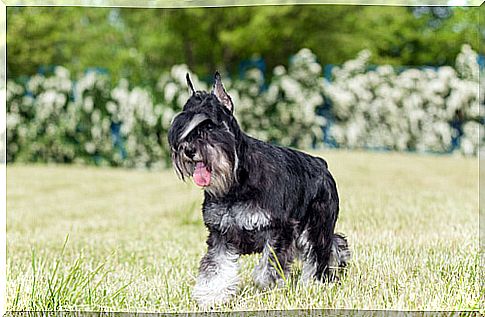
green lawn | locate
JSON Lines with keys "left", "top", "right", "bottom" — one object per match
{"left": 6, "top": 150, "right": 481, "bottom": 312}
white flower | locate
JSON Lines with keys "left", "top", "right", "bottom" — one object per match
{"left": 164, "top": 82, "right": 178, "bottom": 103}
{"left": 85, "top": 142, "right": 96, "bottom": 154}
{"left": 83, "top": 96, "right": 94, "bottom": 113}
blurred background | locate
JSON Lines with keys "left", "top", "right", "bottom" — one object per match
{"left": 4, "top": 5, "right": 484, "bottom": 168}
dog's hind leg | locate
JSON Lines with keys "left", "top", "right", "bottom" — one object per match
{"left": 300, "top": 231, "right": 350, "bottom": 283}
{"left": 300, "top": 173, "right": 350, "bottom": 283}
{"left": 192, "top": 232, "right": 240, "bottom": 307}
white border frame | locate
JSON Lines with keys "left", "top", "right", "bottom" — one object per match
{"left": 0, "top": 1, "right": 482, "bottom": 316}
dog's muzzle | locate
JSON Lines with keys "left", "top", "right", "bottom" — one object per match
{"left": 178, "top": 143, "right": 211, "bottom": 187}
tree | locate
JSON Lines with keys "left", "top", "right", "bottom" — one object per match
{"left": 7, "top": 6, "right": 481, "bottom": 86}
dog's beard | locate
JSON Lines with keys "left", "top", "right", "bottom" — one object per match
{"left": 172, "top": 143, "right": 235, "bottom": 197}
{"left": 205, "top": 144, "right": 235, "bottom": 197}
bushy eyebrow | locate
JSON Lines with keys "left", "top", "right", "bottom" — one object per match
{"left": 179, "top": 113, "right": 210, "bottom": 141}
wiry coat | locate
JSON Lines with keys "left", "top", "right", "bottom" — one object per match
{"left": 168, "top": 73, "right": 350, "bottom": 307}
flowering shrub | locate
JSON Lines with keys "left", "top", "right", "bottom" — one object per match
{"left": 234, "top": 49, "right": 326, "bottom": 148}
{"left": 6, "top": 69, "right": 164, "bottom": 168}
{"left": 7, "top": 67, "right": 79, "bottom": 163}
{"left": 325, "top": 44, "right": 481, "bottom": 155}
{"left": 73, "top": 71, "right": 117, "bottom": 165}
{"left": 4, "top": 45, "right": 482, "bottom": 168}
{"left": 6, "top": 80, "right": 27, "bottom": 162}
{"left": 110, "top": 80, "right": 164, "bottom": 168}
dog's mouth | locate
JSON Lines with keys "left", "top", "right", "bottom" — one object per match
{"left": 193, "top": 162, "right": 211, "bottom": 187}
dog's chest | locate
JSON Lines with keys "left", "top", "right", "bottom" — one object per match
{"left": 203, "top": 202, "right": 271, "bottom": 232}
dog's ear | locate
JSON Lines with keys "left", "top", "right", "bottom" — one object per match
{"left": 212, "top": 71, "right": 234, "bottom": 113}
{"left": 186, "top": 73, "right": 196, "bottom": 95}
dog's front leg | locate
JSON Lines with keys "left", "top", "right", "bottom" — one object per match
{"left": 253, "top": 236, "right": 293, "bottom": 289}
{"left": 192, "top": 232, "right": 240, "bottom": 307}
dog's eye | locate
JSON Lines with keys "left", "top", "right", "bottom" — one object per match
{"left": 206, "top": 122, "right": 215, "bottom": 131}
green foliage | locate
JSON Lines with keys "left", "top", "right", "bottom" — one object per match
{"left": 354, "top": 7, "right": 480, "bottom": 66}
{"left": 7, "top": 8, "right": 129, "bottom": 82}
{"left": 6, "top": 6, "right": 481, "bottom": 87}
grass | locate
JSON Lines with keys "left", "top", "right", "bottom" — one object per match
{"left": 6, "top": 150, "right": 482, "bottom": 312}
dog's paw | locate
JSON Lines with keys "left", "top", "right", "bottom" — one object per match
{"left": 252, "top": 267, "right": 285, "bottom": 290}
{"left": 192, "top": 274, "right": 238, "bottom": 308}
{"left": 253, "top": 274, "right": 275, "bottom": 290}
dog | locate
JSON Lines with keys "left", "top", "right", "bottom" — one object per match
{"left": 168, "top": 72, "right": 350, "bottom": 307}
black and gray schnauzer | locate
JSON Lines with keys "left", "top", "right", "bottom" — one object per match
{"left": 168, "top": 72, "right": 350, "bottom": 307}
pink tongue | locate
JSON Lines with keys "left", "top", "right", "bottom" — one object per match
{"left": 193, "top": 162, "right": 211, "bottom": 187}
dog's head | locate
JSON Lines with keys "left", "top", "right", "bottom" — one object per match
{"left": 168, "top": 72, "right": 241, "bottom": 197}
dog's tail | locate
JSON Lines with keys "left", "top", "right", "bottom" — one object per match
{"left": 332, "top": 233, "right": 351, "bottom": 268}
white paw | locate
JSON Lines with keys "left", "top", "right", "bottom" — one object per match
{"left": 253, "top": 266, "right": 286, "bottom": 289}
{"left": 192, "top": 273, "right": 239, "bottom": 307}
{"left": 253, "top": 270, "right": 274, "bottom": 289}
